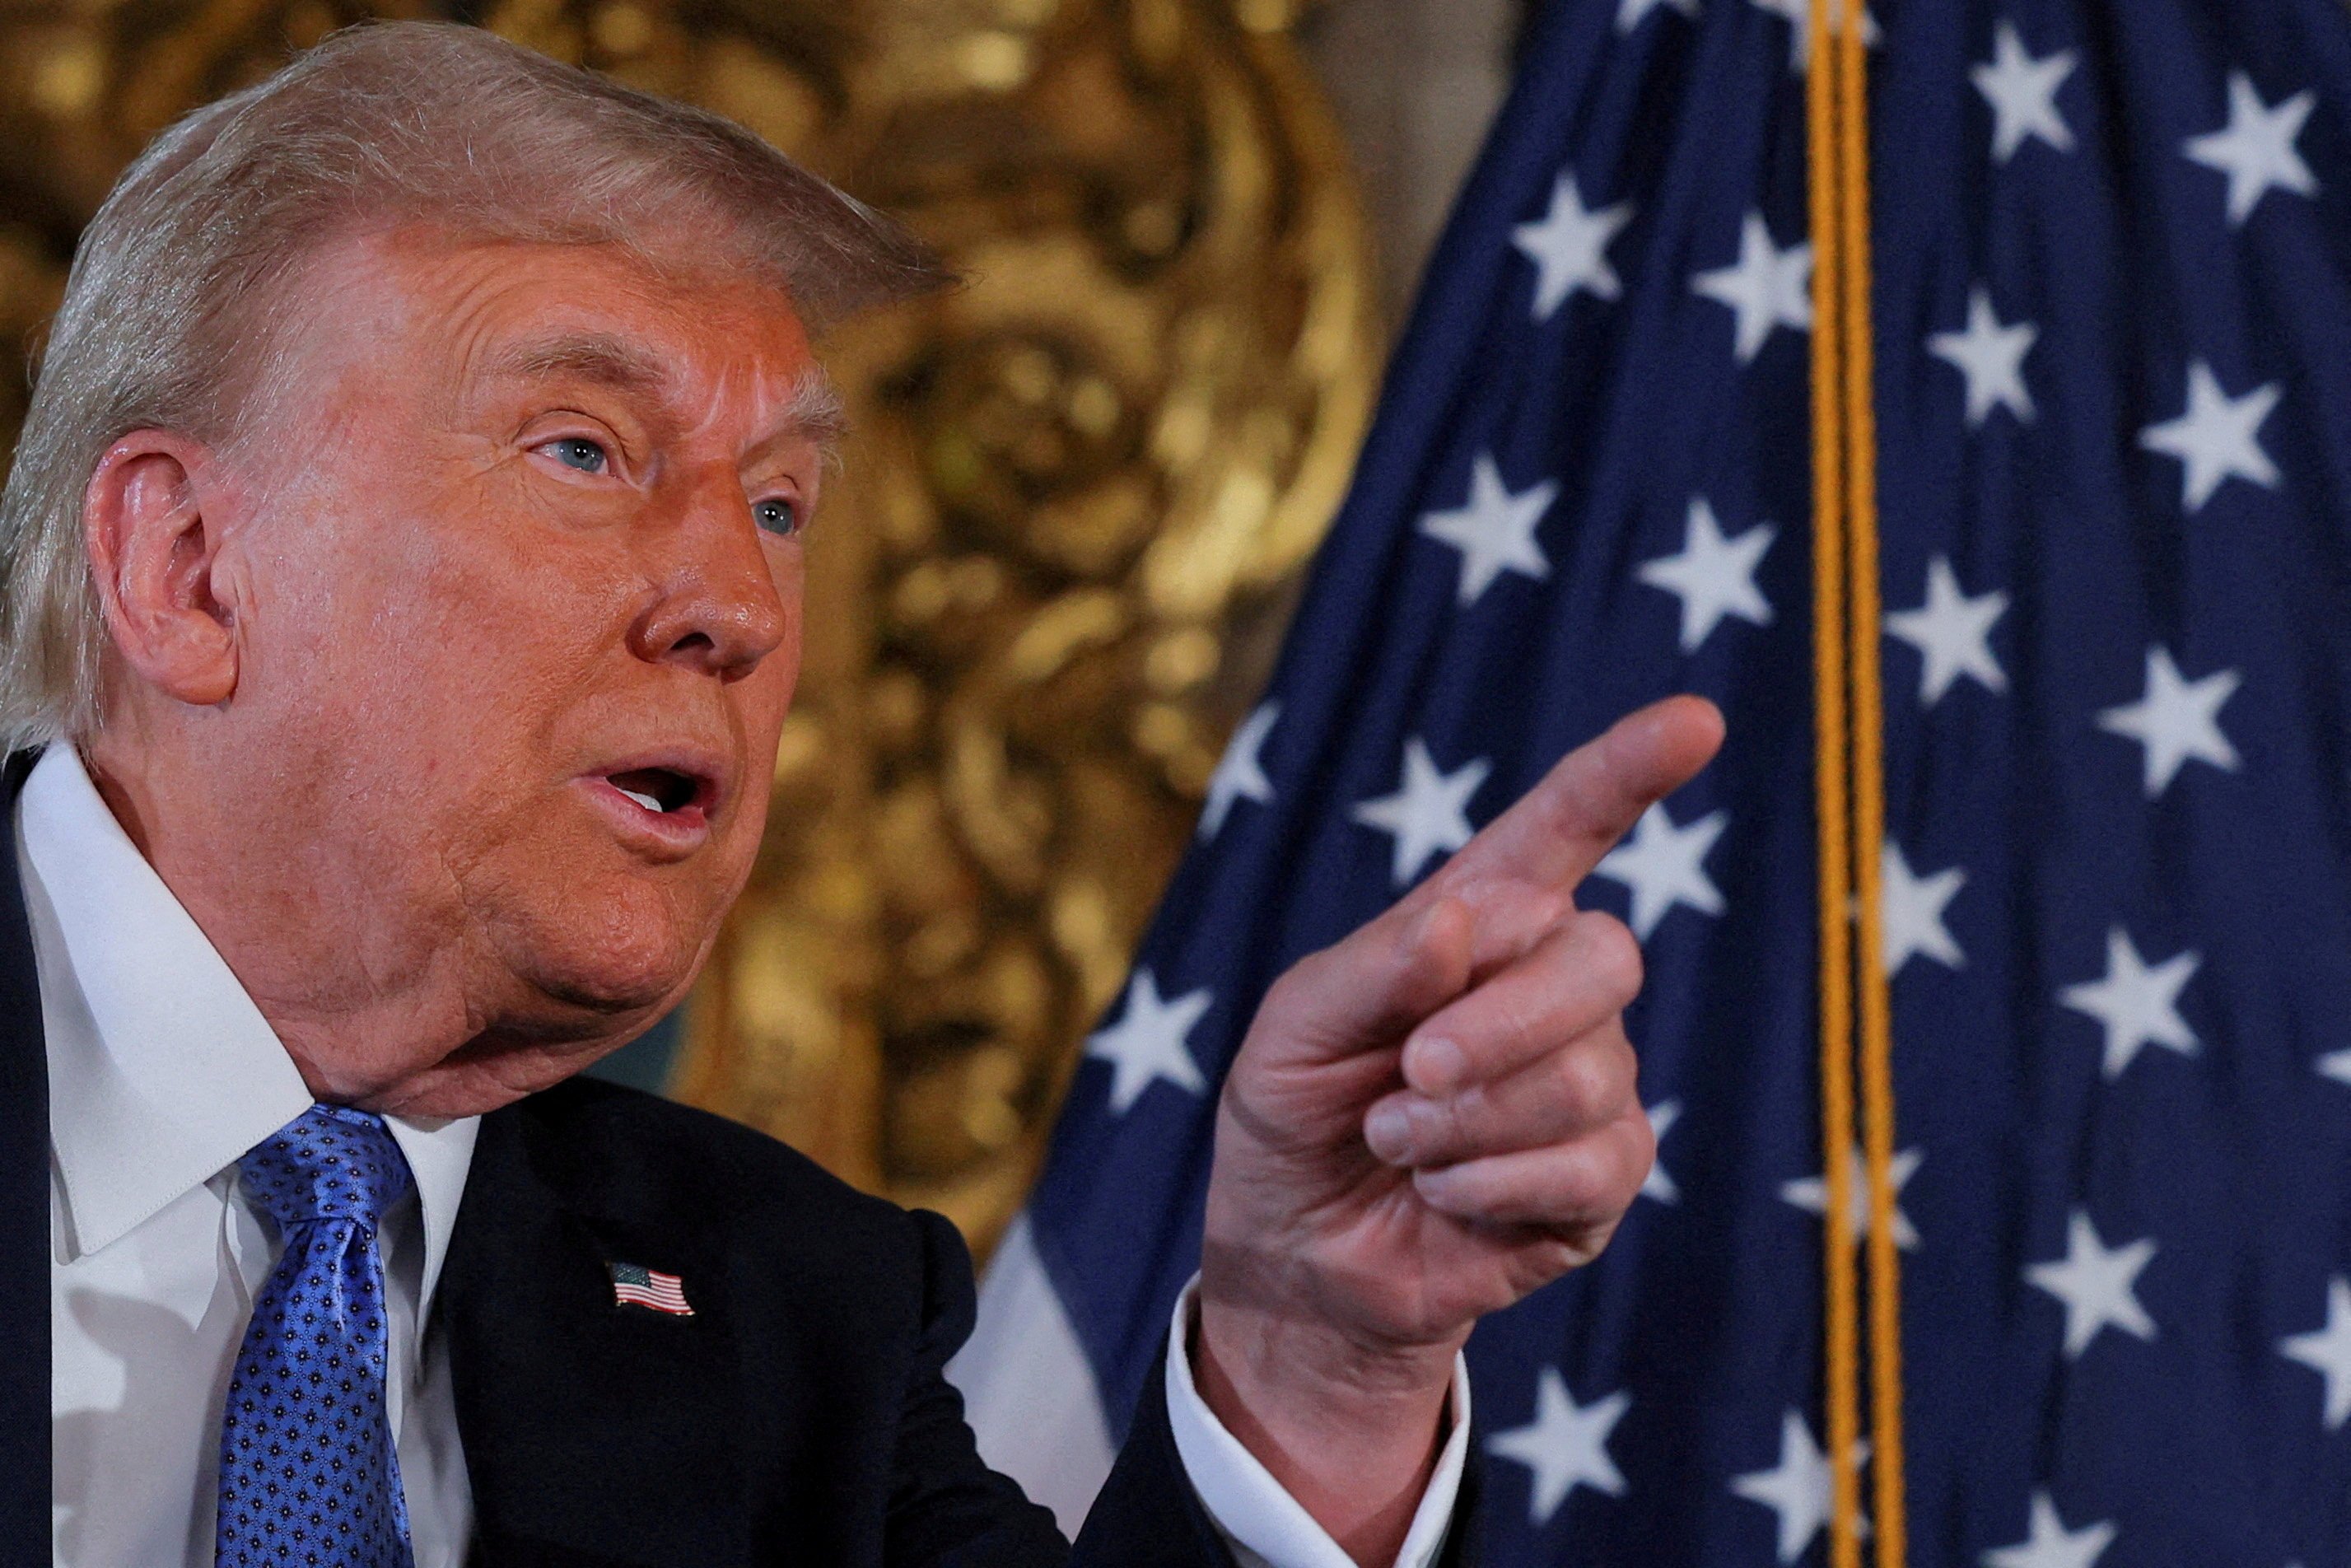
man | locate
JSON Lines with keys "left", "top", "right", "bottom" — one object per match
{"left": 0, "top": 21, "right": 1724, "bottom": 1567}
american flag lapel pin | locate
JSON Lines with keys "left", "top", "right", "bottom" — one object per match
{"left": 608, "top": 1260, "right": 695, "bottom": 1316}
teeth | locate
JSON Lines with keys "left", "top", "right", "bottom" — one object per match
{"left": 617, "top": 787, "right": 663, "bottom": 813}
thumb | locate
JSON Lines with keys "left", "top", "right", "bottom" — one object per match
{"left": 1250, "top": 895, "right": 1477, "bottom": 1069}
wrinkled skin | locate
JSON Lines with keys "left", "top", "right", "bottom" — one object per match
{"left": 76, "top": 222, "right": 1724, "bottom": 1566}
{"left": 81, "top": 228, "right": 819, "bottom": 1116}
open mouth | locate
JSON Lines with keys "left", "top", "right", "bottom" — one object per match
{"left": 578, "top": 754, "right": 726, "bottom": 853}
{"left": 603, "top": 767, "right": 707, "bottom": 816}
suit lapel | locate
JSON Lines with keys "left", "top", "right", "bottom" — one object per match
{"left": 1, "top": 750, "right": 49, "bottom": 1557}
{"left": 441, "top": 1101, "right": 751, "bottom": 1567}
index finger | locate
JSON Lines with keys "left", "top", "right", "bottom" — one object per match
{"left": 1418, "top": 695, "right": 1724, "bottom": 903}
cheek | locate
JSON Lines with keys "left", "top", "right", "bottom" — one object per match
{"left": 749, "top": 592, "right": 804, "bottom": 739}
{"left": 346, "top": 472, "right": 613, "bottom": 684}
{"left": 766, "top": 544, "right": 806, "bottom": 674}
{"left": 245, "top": 512, "right": 617, "bottom": 856}
{"left": 739, "top": 561, "right": 804, "bottom": 752}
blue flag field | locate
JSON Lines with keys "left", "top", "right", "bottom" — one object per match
{"left": 950, "top": 0, "right": 2351, "bottom": 1560}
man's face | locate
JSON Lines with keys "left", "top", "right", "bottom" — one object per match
{"left": 178, "top": 229, "right": 823, "bottom": 1113}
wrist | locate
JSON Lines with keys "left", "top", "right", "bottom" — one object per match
{"left": 1195, "top": 1287, "right": 1462, "bottom": 1420}
{"left": 1191, "top": 1287, "right": 1458, "bottom": 1566}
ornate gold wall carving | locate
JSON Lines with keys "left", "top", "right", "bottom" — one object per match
{"left": 0, "top": 0, "right": 1378, "bottom": 1257}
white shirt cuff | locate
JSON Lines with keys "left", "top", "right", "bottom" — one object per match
{"left": 1161, "top": 1276, "right": 1470, "bottom": 1568}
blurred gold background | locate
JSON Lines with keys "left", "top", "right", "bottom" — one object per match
{"left": 0, "top": 0, "right": 1518, "bottom": 1258}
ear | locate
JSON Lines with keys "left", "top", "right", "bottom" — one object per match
{"left": 82, "top": 432, "right": 240, "bottom": 709}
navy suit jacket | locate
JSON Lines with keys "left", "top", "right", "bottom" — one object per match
{"left": 0, "top": 760, "right": 1482, "bottom": 1565}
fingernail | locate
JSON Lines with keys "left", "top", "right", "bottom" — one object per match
{"left": 1407, "top": 1036, "right": 1466, "bottom": 1093}
{"left": 1365, "top": 1102, "right": 1416, "bottom": 1163}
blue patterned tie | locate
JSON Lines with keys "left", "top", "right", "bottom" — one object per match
{"left": 215, "top": 1104, "right": 417, "bottom": 1568}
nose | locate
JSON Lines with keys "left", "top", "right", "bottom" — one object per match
{"left": 626, "top": 469, "right": 791, "bottom": 679}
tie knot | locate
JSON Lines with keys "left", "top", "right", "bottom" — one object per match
{"left": 238, "top": 1104, "right": 413, "bottom": 1231}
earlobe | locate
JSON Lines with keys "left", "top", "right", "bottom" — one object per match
{"left": 83, "top": 434, "right": 240, "bottom": 710}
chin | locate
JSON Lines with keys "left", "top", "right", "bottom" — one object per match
{"left": 490, "top": 868, "right": 720, "bottom": 1017}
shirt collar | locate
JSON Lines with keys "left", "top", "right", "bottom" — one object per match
{"left": 385, "top": 1113, "right": 478, "bottom": 1324}
{"left": 24, "top": 744, "right": 478, "bottom": 1290}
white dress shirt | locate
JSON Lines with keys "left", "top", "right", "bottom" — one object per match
{"left": 36, "top": 745, "right": 478, "bottom": 1568}
{"left": 34, "top": 740, "right": 1462, "bottom": 1566}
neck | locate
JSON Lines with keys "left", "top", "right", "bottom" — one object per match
{"left": 77, "top": 724, "right": 505, "bottom": 1108}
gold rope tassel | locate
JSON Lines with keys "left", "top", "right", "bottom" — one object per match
{"left": 1805, "top": 1, "right": 1905, "bottom": 1565}
{"left": 1802, "top": 0, "right": 1863, "bottom": 1561}
{"left": 1834, "top": 4, "right": 1909, "bottom": 1563}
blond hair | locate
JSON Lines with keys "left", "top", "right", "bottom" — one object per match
{"left": 0, "top": 21, "right": 946, "bottom": 745}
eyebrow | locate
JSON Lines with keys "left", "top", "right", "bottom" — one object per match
{"left": 492, "top": 331, "right": 669, "bottom": 395}
{"left": 492, "top": 331, "right": 848, "bottom": 461}
{"left": 781, "top": 366, "right": 848, "bottom": 461}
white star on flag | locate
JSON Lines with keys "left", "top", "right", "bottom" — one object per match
{"left": 2185, "top": 72, "right": 2320, "bottom": 226}
{"left": 1984, "top": 1493, "right": 2119, "bottom": 1568}
{"left": 1352, "top": 738, "right": 1490, "bottom": 887}
{"left": 2026, "top": 1210, "right": 2158, "bottom": 1359}
{"left": 1730, "top": 1410, "right": 1868, "bottom": 1565}
{"left": 1616, "top": 0, "right": 1698, "bottom": 32}
{"left": 2097, "top": 646, "right": 2241, "bottom": 797}
{"left": 1640, "top": 1099, "right": 1682, "bottom": 1204}
{"left": 1592, "top": 802, "right": 1728, "bottom": 939}
{"left": 1972, "top": 22, "right": 2077, "bottom": 163}
{"left": 1929, "top": 287, "right": 2038, "bottom": 427}
{"left": 1885, "top": 556, "right": 2008, "bottom": 706}
{"left": 1417, "top": 453, "right": 1557, "bottom": 605}
{"left": 1199, "top": 701, "right": 1278, "bottom": 839}
{"left": 2138, "top": 360, "right": 2281, "bottom": 514}
{"left": 2317, "top": 1047, "right": 2351, "bottom": 1088}
{"left": 1880, "top": 840, "right": 1966, "bottom": 978}
{"left": 1780, "top": 1146, "right": 1921, "bottom": 1250}
{"left": 1486, "top": 1367, "right": 1630, "bottom": 1524}
{"left": 1085, "top": 968, "right": 1212, "bottom": 1114}
{"left": 1748, "top": 0, "right": 1878, "bottom": 71}
{"left": 2059, "top": 926, "right": 2200, "bottom": 1080}
{"left": 1513, "top": 172, "right": 1634, "bottom": 319}
{"left": 1637, "top": 498, "right": 1777, "bottom": 653}
{"left": 2282, "top": 1276, "right": 2351, "bottom": 1430}
{"left": 1693, "top": 212, "right": 1813, "bottom": 362}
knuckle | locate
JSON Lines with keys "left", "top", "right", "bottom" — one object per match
{"left": 1548, "top": 1142, "right": 1631, "bottom": 1224}
{"left": 1551, "top": 1040, "right": 1632, "bottom": 1128}
{"left": 1555, "top": 1215, "right": 1622, "bottom": 1267}
{"left": 1574, "top": 911, "right": 1645, "bottom": 1005}
{"left": 1604, "top": 1117, "right": 1654, "bottom": 1208}
{"left": 1400, "top": 913, "right": 1458, "bottom": 992}
{"left": 1603, "top": 1116, "right": 1654, "bottom": 1208}
{"left": 1622, "top": 1099, "right": 1658, "bottom": 1172}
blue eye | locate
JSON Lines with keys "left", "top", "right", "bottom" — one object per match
{"left": 754, "top": 497, "right": 801, "bottom": 537}
{"left": 548, "top": 437, "right": 609, "bottom": 474}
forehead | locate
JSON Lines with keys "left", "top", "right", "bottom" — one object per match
{"left": 291, "top": 226, "right": 826, "bottom": 427}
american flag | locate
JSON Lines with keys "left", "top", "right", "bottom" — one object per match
{"left": 953, "top": 0, "right": 2351, "bottom": 1560}
{"left": 609, "top": 1262, "right": 694, "bottom": 1317}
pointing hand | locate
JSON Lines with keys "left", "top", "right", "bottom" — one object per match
{"left": 1191, "top": 696, "right": 1725, "bottom": 1561}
